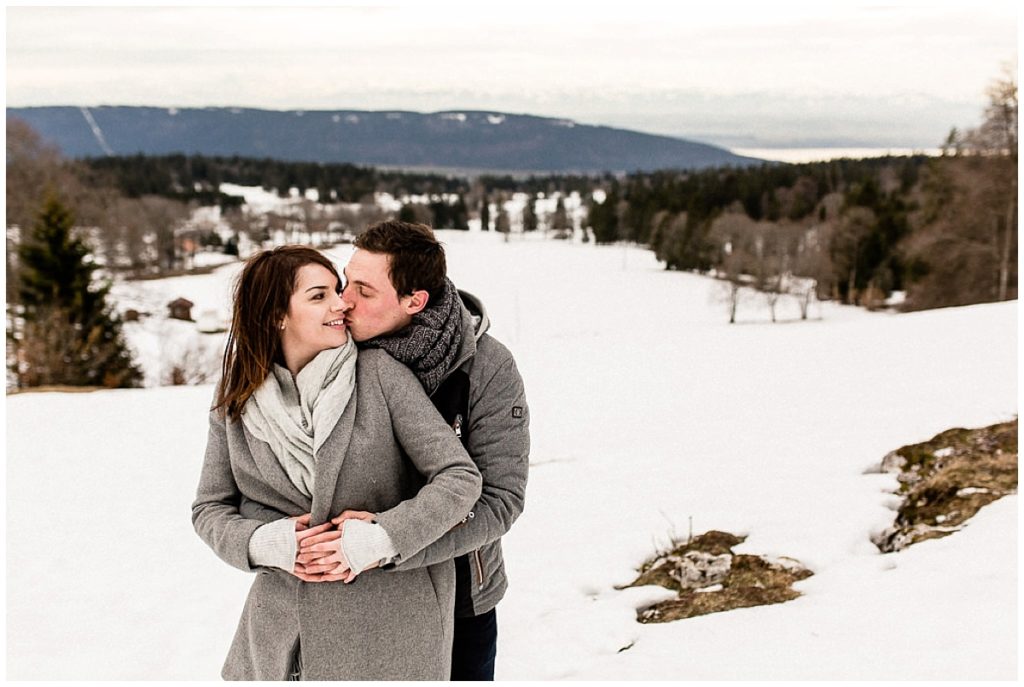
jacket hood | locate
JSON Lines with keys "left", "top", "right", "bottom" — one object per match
{"left": 457, "top": 289, "right": 490, "bottom": 343}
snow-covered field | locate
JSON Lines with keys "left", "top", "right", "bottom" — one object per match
{"left": 6, "top": 231, "right": 1018, "bottom": 679}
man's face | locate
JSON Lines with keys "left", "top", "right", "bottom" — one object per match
{"left": 341, "top": 249, "right": 415, "bottom": 342}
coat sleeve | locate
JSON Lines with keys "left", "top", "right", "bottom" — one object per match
{"left": 389, "top": 351, "right": 529, "bottom": 571}
{"left": 191, "top": 408, "right": 266, "bottom": 572}
{"left": 370, "top": 353, "right": 483, "bottom": 563}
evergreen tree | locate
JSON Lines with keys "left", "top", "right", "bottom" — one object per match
{"left": 522, "top": 196, "right": 538, "bottom": 232}
{"left": 451, "top": 196, "right": 470, "bottom": 230}
{"left": 590, "top": 190, "right": 619, "bottom": 244}
{"left": 480, "top": 197, "right": 491, "bottom": 231}
{"left": 551, "top": 196, "right": 570, "bottom": 238}
{"left": 399, "top": 203, "right": 419, "bottom": 224}
{"left": 12, "top": 195, "right": 142, "bottom": 388}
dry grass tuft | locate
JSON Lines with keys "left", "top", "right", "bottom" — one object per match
{"left": 626, "top": 531, "right": 812, "bottom": 624}
{"left": 874, "top": 419, "right": 1018, "bottom": 552}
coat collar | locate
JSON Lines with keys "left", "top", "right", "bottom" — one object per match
{"left": 241, "top": 422, "right": 312, "bottom": 513}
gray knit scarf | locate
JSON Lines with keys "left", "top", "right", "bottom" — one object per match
{"left": 361, "top": 277, "right": 462, "bottom": 395}
{"left": 241, "top": 338, "right": 358, "bottom": 497}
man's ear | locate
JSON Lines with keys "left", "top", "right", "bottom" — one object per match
{"left": 402, "top": 289, "right": 430, "bottom": 315}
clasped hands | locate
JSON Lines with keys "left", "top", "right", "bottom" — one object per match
{"left": 289, "top": 511, "right": 378, "bottom": 584}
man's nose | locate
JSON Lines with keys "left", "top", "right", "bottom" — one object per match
{"left": 337, "top": 295, "right": 353, "bottom": 312}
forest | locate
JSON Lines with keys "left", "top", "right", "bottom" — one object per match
{"left": 5, "top": 72, "right": 1016, "bottom": 388}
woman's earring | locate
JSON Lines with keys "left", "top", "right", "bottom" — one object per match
{"left": 279, "top": 323, "right": 286, "bottom": 330}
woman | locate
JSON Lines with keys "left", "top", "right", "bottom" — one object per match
{"left": 192, "top": 246, "right": 481, "bottom": 680}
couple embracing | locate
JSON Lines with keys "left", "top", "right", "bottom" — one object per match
{"left": 192, "top": 220, "right": 530, "bottom": 680}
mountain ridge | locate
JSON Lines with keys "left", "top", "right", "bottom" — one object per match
{"left": 7, "top": 105, "right": 761, "bottom": 174}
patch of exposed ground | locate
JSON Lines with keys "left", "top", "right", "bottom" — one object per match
{"left": 872, "top": 419, "right": 1018, "bottom": 553}
{"left": 624, "top": 530, "right": 813, "bottom": 624}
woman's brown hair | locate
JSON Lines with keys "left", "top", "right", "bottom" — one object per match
{"left": 214, "top": 245, "right": 342, "bottom": 420}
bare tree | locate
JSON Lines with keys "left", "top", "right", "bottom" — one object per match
{"left": 966, "top": 66, "right": 1018, "bottom": 301}
{"left": 708, "top": 211, "right": 760, "bottom": 323}
{"left": 830, "top": 207, "right": 876, "bottom": 304}
{"left": 902, "top": 67, "right": 1018, "bottom": 311}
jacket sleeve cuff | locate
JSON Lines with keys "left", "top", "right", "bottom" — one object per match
{"left": 247, "top": 517, "right": 296, "bottom": 571}
{"left": 341, "top": 520, "right": 399, "bottom": 574}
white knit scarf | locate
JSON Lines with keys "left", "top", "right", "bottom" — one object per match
{"left": 241, "top": 337, "right": 358, "bottom": 498}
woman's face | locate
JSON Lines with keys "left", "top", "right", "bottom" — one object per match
{"left": 280, "top": 263, "right": 349, "bottom": 365}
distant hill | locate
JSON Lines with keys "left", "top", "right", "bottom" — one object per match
{"left": 7, "top": 106, "right": 760, "bottom": 174}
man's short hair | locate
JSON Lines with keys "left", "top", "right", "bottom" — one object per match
{"left": 354, "top": 220, "right": 447, "bottom": 305}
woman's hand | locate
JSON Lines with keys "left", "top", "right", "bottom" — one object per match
{"left": 288, "top": 514, "right": 338, "bottom": 580}
{"left": 296, "top": 522, "right": 357, "bottom": 583}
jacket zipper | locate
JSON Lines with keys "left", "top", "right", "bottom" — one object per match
{"left": 473, "top": 549, "right": 486, "bottom": 590}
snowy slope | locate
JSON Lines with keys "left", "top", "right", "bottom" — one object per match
{"left": 6, "top": 232, "right": 1017, "bottom": 679}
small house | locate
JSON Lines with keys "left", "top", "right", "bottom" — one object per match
{"left": 168, "top": 297, "right": 195, "bottom": 321}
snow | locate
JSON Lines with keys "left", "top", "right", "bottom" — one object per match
{"left": 218, "top": 182, "right": 291, "bottom": 213}
{"left": 732, "top": 148, "right": 943, "bottom": 164}
{"left": 5, "top": 232, "right": 1017, "bottom": 679}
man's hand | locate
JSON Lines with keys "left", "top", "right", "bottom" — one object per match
{"left": 331, "top": 510, "right": 375, "bottom": 526}
{"left": 331, "top": 511, "right": 382, "bottom": 573}
{"left": 291, "top": 513, "right": 314, "bottom": 532}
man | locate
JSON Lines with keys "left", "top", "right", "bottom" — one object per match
{"left": 337, "top": 220, "right": 529, "bottom": 681}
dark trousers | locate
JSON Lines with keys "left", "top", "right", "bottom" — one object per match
{"left": 450, "top": 608, "right": 497, "bottom": 681}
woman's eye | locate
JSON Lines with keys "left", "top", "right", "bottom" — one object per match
{"left": 312, "top": 293, "right": 324, "bottom": 300}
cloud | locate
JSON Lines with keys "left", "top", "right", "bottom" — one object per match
{"left": 5, "top": 4, "right": 1016, "bottom": 147}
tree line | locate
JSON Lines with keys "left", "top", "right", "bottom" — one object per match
{"left": 5, "top": 70, "right": 1015, "bottom": 389}
{"left": 587, "top": 70, "right": 1016, "bottom": 313}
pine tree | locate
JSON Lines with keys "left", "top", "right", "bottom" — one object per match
{"left": 551, "top": 195, "right": 570, "bottom": 239}
{"left": 12, "top": 195, "right": 142, "bottom": 388}
{"left": 590, "top": 190, "right": 620, "bottom": 244}
{"left": 480, "top": 197, "right": 491, "bottom": 231}
{"left": 522, "top": 196, "right": 538, "bottom": 232}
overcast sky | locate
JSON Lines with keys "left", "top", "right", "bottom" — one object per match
{"left": 5, "top": 2, "right": 1018, "bottom": 148}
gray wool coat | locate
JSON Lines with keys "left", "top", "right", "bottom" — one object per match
{"left": 192, "top": 349, "right": 482, "bottom": 681}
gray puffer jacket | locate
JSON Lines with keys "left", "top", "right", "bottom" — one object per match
{"left": 393, "top": 290, "right": 530, "bottom": 617}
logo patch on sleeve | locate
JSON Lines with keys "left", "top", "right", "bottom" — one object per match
{"left": 512, "top": 406, "right": 523, "bottom": 418}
